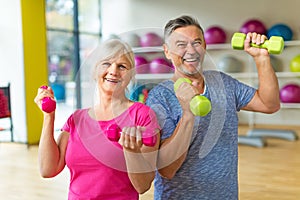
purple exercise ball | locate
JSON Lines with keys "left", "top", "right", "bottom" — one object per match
{"left": 240, "top": 19, "right": 267, "bottom": 35}
{"left": 149, "top": 57, "right": 172, "bottom": 74}
{"left": 204, "top": 26, "right": 227, "bottom": 44}
{"left": 134, "top": 56, "right": 150, "bottom": 74}
{"left": 280, "top": 84, "right": 300, "bottom": 103}
{"left": 140, "top": 32, "right": 163, "bottom": 47}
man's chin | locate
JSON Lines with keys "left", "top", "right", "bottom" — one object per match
{"left": 178, "top": 64, "right": 202, "bottom": 76}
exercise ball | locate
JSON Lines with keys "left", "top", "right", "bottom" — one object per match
{"left": 280, "top": 84, "right": 300, "bottom": 103}
{"left": 204, "top": 26, "right": 227, "bottom": 44}
{"left": 120, "top": 32, "right": 141, "bottom": 47}
{"left": 217, "top": 55, "right": 243, "bottom": 73}
{"left": 267, "top": 23, "right": 293, "bottom": 41}
{"left": 240, "top": 19, "right": 267, "bottom": 35}
{"left": 290, "top": 54, "right": 300, "bottom": 73}
{"left": 134, "top": 55, "right": 150, "bottom": 74}
{"left": 149, "top": 57, "right": 172, "bottom": 74}
{"left": 129, "top": 84, "right": 145, "bottom": 102}
{"left": 140, "top": 32, "right": 163, "bottom": 47}
{"left": 51, "top": 83, "right": 65, "bottom": 101}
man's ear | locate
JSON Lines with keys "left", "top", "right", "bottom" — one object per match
{"left": 163, "top": 43, "right": 171, "bottom": 60}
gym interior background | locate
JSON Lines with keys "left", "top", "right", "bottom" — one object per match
{"left": 0, "top": 0, "right": 299, "bottom": 199}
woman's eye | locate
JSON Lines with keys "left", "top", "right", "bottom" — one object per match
{"left": 97, "top": 62, "right": 110, "bottom": 69}
{"left": 118, "top": 65, "right": 128, "bottom": 71}
{"left": 102, "top": 62, "right": 111, "bottom": 67}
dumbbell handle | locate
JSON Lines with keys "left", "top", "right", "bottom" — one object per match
{"left": 106, "top": 124, "right": 157, "bottom": 147}
{"left": 40, "top": 86, "right": 56, "bottom": 113}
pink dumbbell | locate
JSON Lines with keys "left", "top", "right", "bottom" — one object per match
{"left": 106, "top": 124, "right": 157, "bottom": 147}
{"left": 40, "top": 85, "right": 56, "bottom": 113}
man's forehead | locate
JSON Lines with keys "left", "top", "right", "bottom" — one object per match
{"left": 169, "top": 32, "right": 202, "bottom": 42}
{"left": 169, "top": 26, "right": 203, "bottom": 39}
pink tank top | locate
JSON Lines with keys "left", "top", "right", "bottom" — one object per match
{"left": 62, "top": 102, "right": 160, "bottom": 200}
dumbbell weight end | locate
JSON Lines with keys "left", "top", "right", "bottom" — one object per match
{"left": 190, "top": 95, "right": 212, "bottom": 117}
{"left": 40, "top": 85, "right": 56, "bottom": 113}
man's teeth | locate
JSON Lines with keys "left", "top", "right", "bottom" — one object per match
{"left": 184, "top": 58, "right": 197, "bottom": 62}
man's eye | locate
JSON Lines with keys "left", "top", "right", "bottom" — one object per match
{"left": 192, "top": 41, "right": 202, "bottom": 47}
{"left": 177, "top": 43, "right": 187, "bottom": 48}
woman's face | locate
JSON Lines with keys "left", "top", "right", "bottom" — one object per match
{"left": 164, "top": 25, "right": 206, "bottom": 76}
{"left": 95, "top": 53, "right": 134, "bottom": 96}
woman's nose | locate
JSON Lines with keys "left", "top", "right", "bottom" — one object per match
{"left": 107, "top": 63, "right": 118, "bottom": 75}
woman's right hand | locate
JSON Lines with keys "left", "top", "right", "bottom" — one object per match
{"left": 34, "top": 86, "right": 56, "bottom": 113}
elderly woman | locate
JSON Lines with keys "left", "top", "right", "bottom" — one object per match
{"left": 34, "top": 39, "right": 160, "bottom": 200}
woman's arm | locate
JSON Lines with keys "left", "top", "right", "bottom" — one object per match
{"left": 119, "top": 127, "right": 160, "bottom": 194}
{"left": 34, "top": 87, "right": 69, "bottom": 178}
{"left": 38, "top": 113, "right": 69, "bottom": 178}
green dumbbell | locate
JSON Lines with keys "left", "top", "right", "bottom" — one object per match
{"left": 231, "top": 32, "right": 284, "bottom": 54}
{"left": 174, "top": 78, "right": 211, "bottom": 117}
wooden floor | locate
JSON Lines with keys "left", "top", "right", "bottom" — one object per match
{"left": 0, "top": 125, "right": 299, "bottom": 200}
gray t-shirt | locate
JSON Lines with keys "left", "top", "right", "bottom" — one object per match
{"left": 146, "top": 70, "right": 256, "bottom": 200}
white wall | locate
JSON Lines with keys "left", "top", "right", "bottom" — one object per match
{"left": 101, "top": 0, "right": 300, "bottom": 40}
{"left": 101, "top": 0, "right": 300, "bottom": 126}
{"left": 0, "top": 0, "right": 27, "bottom": 142}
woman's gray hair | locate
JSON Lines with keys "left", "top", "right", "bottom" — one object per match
{"left": 91, "top": 39, "right": 136, "bottom": 79}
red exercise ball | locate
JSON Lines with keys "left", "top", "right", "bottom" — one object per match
{"left": 204, "top": 26, "right": 227, "bottom": 44}
{"left": 134, "top": 56, "right": 150, "bottom": 74}
{"left": 149, "top": 57, "right": 172, "bottom": 74}
{"left": 280, "top": 84, "right": 300, "bottom": 103}
{"left": 240, "top": 19, "right": 267, "bottom": 35}
{"left": 140, "top": 32, "right": 163, "bottom": 47}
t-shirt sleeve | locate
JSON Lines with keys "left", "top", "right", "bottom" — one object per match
{"left": 146, "top": 83, "right": 179, "bottom": 140}
{"left": 222, "top": 73, "right": 256, "bottom": 111}
{"left": 234, "top": 79, "right": 256, "bottom": 111}
{"left": 61, "top": 113, "right": 74, "bottom": 132}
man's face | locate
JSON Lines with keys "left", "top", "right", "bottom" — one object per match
{"left": 164, "top": 25, "right": 206, "bottom": 76}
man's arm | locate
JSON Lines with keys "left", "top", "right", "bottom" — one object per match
{"left": 157, "top": 111, "right": 195, "bottom": 179}
{"left": 242, "top": 33, "right": 281, "bottom": 113}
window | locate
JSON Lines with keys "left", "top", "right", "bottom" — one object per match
{"left": 46, "top": 0, "right": 101, "bottom": 108}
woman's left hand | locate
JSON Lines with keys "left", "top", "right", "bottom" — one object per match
{"left": 119, "top": 126, "right": 145, "bottom": 152}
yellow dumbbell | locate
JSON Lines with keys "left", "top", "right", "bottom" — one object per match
{"left": 174, "top": 78, "right": 211, "bottom": 116}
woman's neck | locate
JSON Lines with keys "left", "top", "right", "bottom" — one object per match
{"left": 91, "top": 94, "right": 132, "bottom": 121}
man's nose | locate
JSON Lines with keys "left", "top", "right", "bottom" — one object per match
{"left": 186, "top": 43, "right": 197, "bottom": 54}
